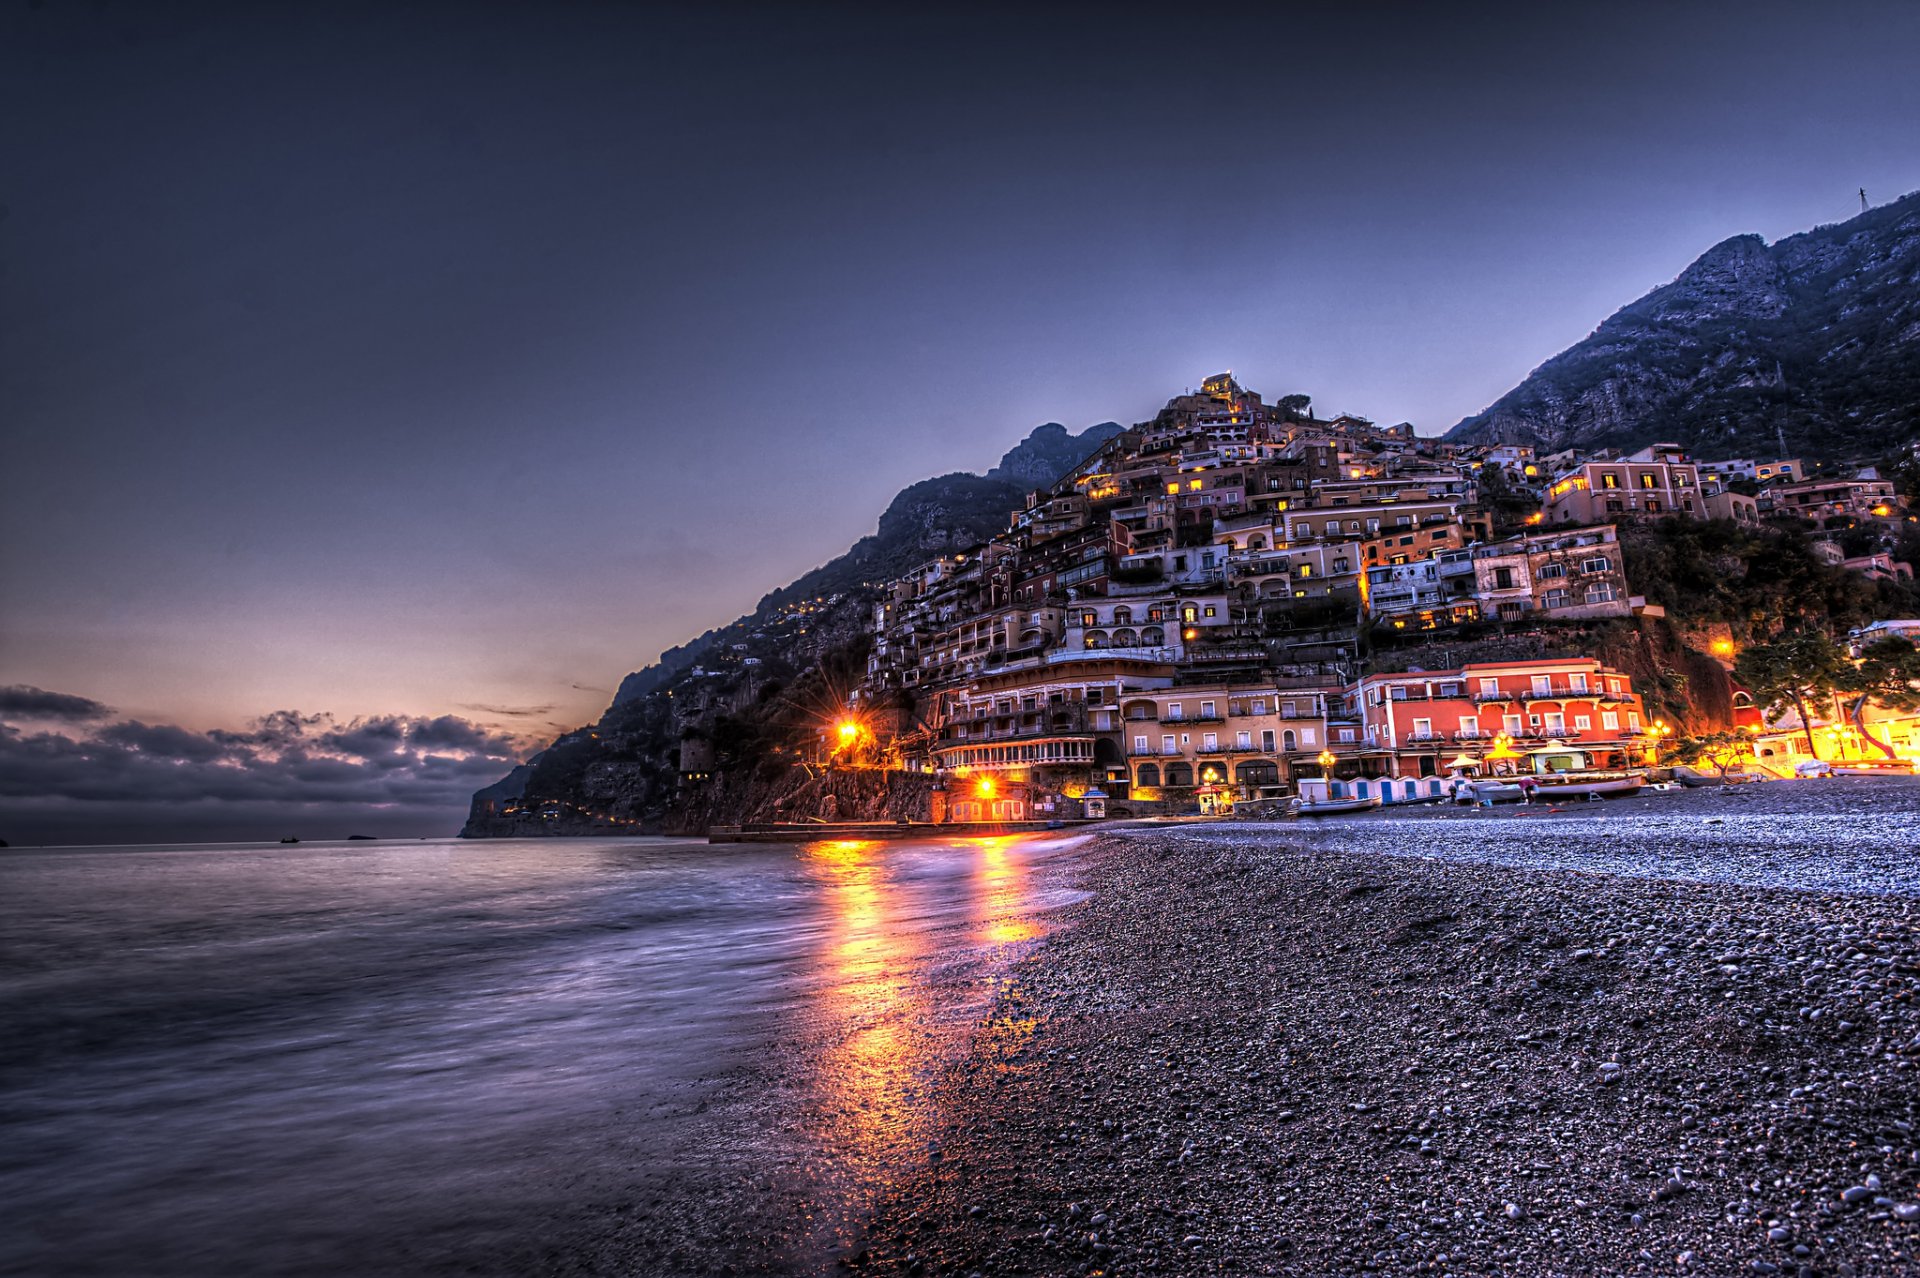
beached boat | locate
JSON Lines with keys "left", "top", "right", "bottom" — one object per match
{"left": 1452, "top": 779, "right": 1524, "bottom": 803}
{"left": 1529, "top": 772, "right": 1645, "bottom": 799}
{"left": 1831, "top": 759, "right": 1915, "bottom": 777}
{"left": 1291, "top": 795, "right": 1382, "bottom": 816}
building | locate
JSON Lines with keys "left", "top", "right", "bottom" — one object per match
{"left": 1346, "top": 658, "right": 1649, "bottom": 779}
{"left": 1541, "top": 445, "right": 1707, "bottom": 525}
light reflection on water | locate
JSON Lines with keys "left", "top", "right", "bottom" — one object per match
{"left": 0, "top": 833, "right": 1086, "bottom": 1276}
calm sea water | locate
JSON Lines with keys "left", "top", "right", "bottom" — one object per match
{"left": 0, "top": 834, "right": 1087, "bottom": 1276}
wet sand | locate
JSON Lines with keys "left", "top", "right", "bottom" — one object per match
{"left": 853, "top": 784, "right": 1920, "bottom": 1277}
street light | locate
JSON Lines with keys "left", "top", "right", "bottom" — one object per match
{"left": 1317, "top": 749, "right": 1336, "bottom": 779}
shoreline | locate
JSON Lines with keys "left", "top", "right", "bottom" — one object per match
{"left": 850, "top": 823, "right": 1920, "bottom": 1277}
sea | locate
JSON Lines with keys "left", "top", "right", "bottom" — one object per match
{"left": 0, "top": 833, "right": 1090, "bottom": 1276}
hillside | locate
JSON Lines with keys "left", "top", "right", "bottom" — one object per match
{"left": 1448, "top": 191, "right": 1920, "bottom": 461}
{"left": 462, "top": 420, "right": 1122, "bottom": 834}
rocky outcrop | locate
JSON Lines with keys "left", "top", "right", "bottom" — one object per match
{"left": 987, "top": 421, "right": 1123, "bottom": 488}
{"left": 1449, "top": 191, "right": 1920, "bottom": 461}
{"left": 461, "top": 420, "right": 1121, "bottom": 838}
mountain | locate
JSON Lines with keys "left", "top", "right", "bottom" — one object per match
{"left": 463, "top": 420, "right": 1123, "bottom": 835}
{"left": 1448, "top": 191, "right": 1920, "bottom": 461}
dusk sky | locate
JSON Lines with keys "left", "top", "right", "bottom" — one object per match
{"left": 4, "top": 1, "right": 1919, "bottom": 842}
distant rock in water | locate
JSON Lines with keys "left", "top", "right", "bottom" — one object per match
{"left": 1448, "top": 190, "right": 1920, "bottom": 460}
{"left": 345, "top": 835, "right": 377, "bottom": 841}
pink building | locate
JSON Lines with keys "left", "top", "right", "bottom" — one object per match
{"left": 1345, "top": 657, "right": 1649, "bottom": 777}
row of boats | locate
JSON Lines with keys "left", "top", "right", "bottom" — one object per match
{"left": 1289, "top": 767, "right": 1648, "bottom": 815}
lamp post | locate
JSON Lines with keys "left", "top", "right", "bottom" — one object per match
{"left": 1317, "top": 749, "right": 1336, "bottom": 780}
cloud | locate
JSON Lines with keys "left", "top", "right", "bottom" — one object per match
{"left": 0, "top": 685, "right": 113, "bottom": 722}
{"left": 458, "top": 702, "right": 559, "bottom": 719}
{"left": 0, "top": 708, "right": 537, "bottom": 844}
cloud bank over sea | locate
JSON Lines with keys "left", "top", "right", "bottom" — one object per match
{"left": 0, "top": 690, "right": 534, "bottom": 845}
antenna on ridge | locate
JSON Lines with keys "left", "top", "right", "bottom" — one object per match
{"left": 1860, "top": 187, "right": 1869, "bottom": 214}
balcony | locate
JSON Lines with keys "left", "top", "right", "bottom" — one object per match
{"left": 1403, "top": 731, "right": 1446, "bottom": 744}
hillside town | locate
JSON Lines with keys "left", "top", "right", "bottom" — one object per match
{"left": 817, "top": 375, "right": 1917, "bottom": 820}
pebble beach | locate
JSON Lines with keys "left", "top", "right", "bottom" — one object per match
{"left": 849, "top": 779, "right": 1920, "bottom": 1277}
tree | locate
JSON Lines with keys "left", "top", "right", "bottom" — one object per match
{"left": 1734, "top": 629, "right": 1850, "bottom": 758}
{"left": 1671, "top": 729, "right": 1757, "bottom": 780}
{"left": 1837, "top": 636, "right": 1920, "bottom": 758}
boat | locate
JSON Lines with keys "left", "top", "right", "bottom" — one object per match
{"left": 1832, "top": 759, "right": 1915, "bottom": 777}
{"left": 279, "top": 836, "right": 300, "bottom": 844}
{"left": 1291, "top": 795, "right": 1382, "bottom": 816}
{"left": 1528, "top": 772, "right": 1645, "bottom": 799}
{"left": 1451, "top": 778, "right": 1524, "bottom": 804}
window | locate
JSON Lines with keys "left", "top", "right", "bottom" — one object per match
{"left": 1412, "top": 718, "right": 1433, "bottom": 740}
{"left": 1250, "top": 699, "right": 1266, "bottom": 715}
{"left": 1202, "top": 732, "right": 1218, "bottom": 751}
{"left": 1628, "top": 712, "right": 1642, "bottom": 731}
{"left": 1203, "top": 606, "right": 1216, "bottom": 617}
{"left": 1300, "top": 727, "right": 1317, "bottom": 745}
{"left": 1161, "top": 734, "right": 1176, "bottom": 755}
{"left": 1337, "top": 728, "right": 1356, "bottom": 743}
{"left": 1639, "top": 473, "right": 1658, "bottom": 489}
{"left": 1188, "top": 479, "right": 1202, "bottom": 491}
{"left": 1569, "top": 673, "right": 1587, "bottom": 692}
{"left": 1504, "top": 714, "right": 1524, "bottom": 734}
{"left": 1297, "top": 563, "right": 1315, "bottom": 578}
{"left": 1531, "top": 675, "right": 1553, "bottom": 697}
{"left": 1200, "top": 701, "right": 1216, "bottom": 718}
{"left": 1280, "top": 700, "right": 1296, "bottom": 717}
{"left": 1537, "top": 562, "right": 1566, "bottom": 579}
{"left": 1581, "top": 557, "right": 1611, "bottom": 574}
{"left": 1236, "top": 731, "right": 1251, "bottom": 749}
{"left": 1134, "top": 734, "right": 1149, "bottom": 754}
{"left": 1264, "top": 729, "right": 1278, "bottom": 751}
{"left": 1602, "top": 711, "right": 1619, "bottom": 730}
{"left": 1136, "top": 763, "right": 1160, "bottom": 787}
{"left": 1165, "top": 703, "right": 1184, "bottom": 720}
{"left": 1438, "top": 682, "right": 1461, "bottom": 697}
{"left": 1575, "top": 715, "right": 1592, "bottom": 731}
{"left": 1479, "top": 677, "right": 1500, "bottom": 697}
{"left": 1645, "top": 500, "right": 1663, "bottom": 514}
{"left": 1586, "top": 583, "right": 1615, "bottom": 604}
{"left": 1460, "top": 715, "right": 1479, "bottom": 737}
{"left": 1601, "top": 472, "right": 1620, "bottom": 489}
{"left": 1543, "top": 588, "right": 1569, "bottom": 609}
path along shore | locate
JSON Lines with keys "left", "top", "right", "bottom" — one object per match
{"left": 850, "top": 796, "right": 1920, "bottom": 1277}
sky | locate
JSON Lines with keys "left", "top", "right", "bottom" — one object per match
{"left": 3, "top": 0, "right": 1919, "bottom": 843}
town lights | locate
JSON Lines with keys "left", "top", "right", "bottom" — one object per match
{"left": 1317, "top": 749, "right": 1336, "bottom": 778}
{"left": 837, "top": 721, "right": 858, "bottom": 742}
{"left": 1711, "top": 639, "right": 1735, "bottom": 657}
{"left": 975, "top": 777, "right": 995, "bottom": 798}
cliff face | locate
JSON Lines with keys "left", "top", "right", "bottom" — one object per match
{"left": 1448, "top": 191, "right": 1920, "bottom": 461}
{"left": 461, "top": 420, "right": 1121, "bottom": 837}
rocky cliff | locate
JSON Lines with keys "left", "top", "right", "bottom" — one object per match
{"left": 1448, "top": 191, "right": 1920, "bottom": 461}
{"left": 461, "top": 420, "right": 1122, "bottom": 836}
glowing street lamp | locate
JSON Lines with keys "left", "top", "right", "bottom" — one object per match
{"left": 975, "top": 776, "right": 996, "bottom": 798}
{"left": 1317, "top": 749, "right": 1336, "bottom": 779}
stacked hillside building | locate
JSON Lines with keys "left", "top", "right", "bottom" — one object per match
{"left": 856, "top": 376, "right": 1656, "bottom": 813}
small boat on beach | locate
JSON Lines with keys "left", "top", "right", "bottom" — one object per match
{"left": 1291, "top": 795, "right": 1383, "bottom": 816}
{"left": 1529, "top": 772, "right": 1645, "bottom": 799}
{"left": 1457, "top": 779, "right": 1525, "bottom": 804}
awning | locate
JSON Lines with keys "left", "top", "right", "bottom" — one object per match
{"left": 1445, "top": 753, "right": 1481, "bottom": 769}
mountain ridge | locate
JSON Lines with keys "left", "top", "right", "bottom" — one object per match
{"left": 1448, "top": 191, "right": 1920, "bottom": 460}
